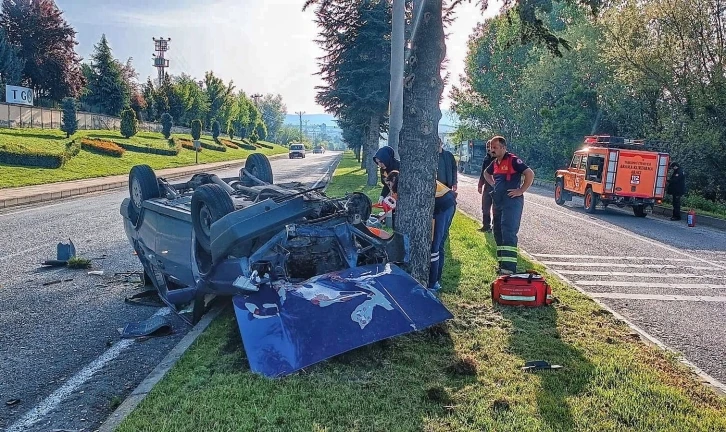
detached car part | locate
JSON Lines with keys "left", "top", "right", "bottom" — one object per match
{"left": 120, "top": 153, "right": 452, "bottom": 377}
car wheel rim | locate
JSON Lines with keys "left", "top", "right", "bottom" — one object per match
{"left": 200, "top": 205, "right": 212, "bottom": 237}
{"left": 132, "top": 179, "right": 143, "bottom": 208}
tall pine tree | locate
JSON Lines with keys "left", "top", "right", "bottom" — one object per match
{"left": 0, "top": 27, "right": 22, "bottom": 87}
{"left": 86, "top": 35, "right": 130, "bottom": 116}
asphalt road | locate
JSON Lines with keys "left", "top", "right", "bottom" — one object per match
{"left": 454, "top": 171, "right": 726, "bottom": 386}
{"left": 0, "top": 151, "right": 342, "bottom": 432}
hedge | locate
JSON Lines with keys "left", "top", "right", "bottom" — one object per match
{"left": 0, "top": 138, "right": 81, "bottom": 169}
{"left": 200, "top": 140, "right": 226, "bottom": 152}
{"left": 179, "top": 138, "right": 202, "bottom": 152}
{"left": 218, "top": 138, "right": 239, "bottom": 150}
{"left": 80, "top": 138, "right": 125, "bottom": 157}
{"left": 256, "top": 142, "right": 274, "bottom": 149}
{"left": 92, "top": 137, "right": 181, "bottom": 156}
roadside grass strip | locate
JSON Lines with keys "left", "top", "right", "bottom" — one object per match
{"left": 117, "top": 152, "right": 726, "bottom": 432}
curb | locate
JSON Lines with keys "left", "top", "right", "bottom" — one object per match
{"left": 531, "top": 178, "right": 726, "bottom": 231}
{"left": 455, "top": 207, "right": 726, "bottom": 398}
{"left": 0, "top": 153, "right": 289, "bottom": 210}
{"left": 97, "top": 304, "right": 226, "bottom": 432}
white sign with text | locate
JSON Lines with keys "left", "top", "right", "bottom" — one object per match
{"left": 5, "top": 85, "right": 33, "bottom": 106}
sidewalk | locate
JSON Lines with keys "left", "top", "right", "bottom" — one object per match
{"left": 531, "top": 178, "right": 726, "bottom": 230}
{"left": 0, "top": 154, "right": 287, "bottom": 209}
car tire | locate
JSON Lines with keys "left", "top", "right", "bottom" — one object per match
{"left": 554, "top": 179, "right": 566, "bottom": 206}
{"left": 191, "top": 184, "right": 235, "bottom": 253}
{"left": 584, "top": 188, "right": 598, "bottom": 213}
{"left": 128, "top": 165, "right": 160, "bottom": 225}
{"left": 633, "top": 205, "right": 647, "bottom": 217}
{"left": 244, "top": 153, "right": 273, "bottom": 184}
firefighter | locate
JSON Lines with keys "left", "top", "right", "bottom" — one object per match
{"left": 483, "top": 136, "right": 535, "bottom": 275}
{"left": 385, "top": 171, "right": 456, "bottom": 291}
{"left": 667, "top": 162, "right": 686, "bottom": 221}
{"left": 477, "top": 140, "right": 496, "bottom": 232}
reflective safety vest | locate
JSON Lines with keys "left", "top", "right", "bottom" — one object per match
{"left": 492, "top": 153, "right": 518, "bottom": 181}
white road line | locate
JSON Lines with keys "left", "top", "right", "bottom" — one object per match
{"left": 532, "top": 254, "right": 694, "bottom": 262}
{"left": 526, "top": 200, "right": 726, "bottom": 271}
{"left": 590, "top": 293, "right": 726, "bottom": 302}
{"left": 558, "top": 270, "right": 710, "bottom": 278}
{"left": 6, "top": 308, "right": 171, "bottom": 432}
{"left": 575, "top": 281, "right": 726, "bottom": 289}
{"left": 0, "top": 243, "right": 52, "bottom": 262}
{"left": 541, "top": 261, "right": 716, "bottom": 270}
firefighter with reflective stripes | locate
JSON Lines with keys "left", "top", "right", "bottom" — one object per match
{"left": 483, "top": 136, "right": 535, "bottom": 275}
{"left": 385, "top": 171, "right": 456, "bottom": 291}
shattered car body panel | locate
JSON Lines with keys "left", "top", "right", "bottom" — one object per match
{"left": 120, "top": 155, "right": 452, "bottom": 377}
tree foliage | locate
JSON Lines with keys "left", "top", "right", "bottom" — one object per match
{"left": 120, "top": 108, "right": 138, "bottom": 138}
{"left": 259, "top": 93, "right": 287, "bottom": 142}
{"left": 161, "top": 112, "right": 173, "bottom": 139}
{"left": 0, "top": 27, "right": 22, "bottom": 87}
{"left": 60, "top": 97, "right": 77, "bottom": 137}
{"left": 191, "top": 119, "right": 202, "bottom": 141}
{"left": 212, "top": 120, "right": 221, "bottom": 140}
{"left": 84, "top": 34, "right": 130, "bottom": 116}
{"left": 0, "top": 0, "right": 85, "bottom": 102}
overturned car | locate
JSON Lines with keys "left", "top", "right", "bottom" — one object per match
{"left": 120, "top": 153, "right": 452, "bottom": 377}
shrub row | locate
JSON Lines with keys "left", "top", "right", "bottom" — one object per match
{"left": 217, "top": 138, "right": 239, "bottom": 150}
{"left": 0, "top": 138, "right": 81, "bottom": 169}
{"left": 99, "top": 138, "right": 181, "bottom": 156}
{"left": 256, "top": 142, "right": 274, "bottom": 149}
{"left": 178, "top": 138, "right": 202, "bottom": 152}
{"left": 80, "top": 138, "right": 125, "bottom": 157}
{"left": 200, "top": 140, "right": 226, "bottom": 152}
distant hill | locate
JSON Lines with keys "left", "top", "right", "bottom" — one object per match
{"left": 285, "top": 109, "right": 459, "bottom": 132}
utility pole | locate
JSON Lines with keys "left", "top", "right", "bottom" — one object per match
{"left": 295, "top": 111, "right": 305, "bottom": 142}
{"left": 251, "top": 93, "right": 262, "bottom": 107}
{"left": 388, "top": 0, "right": 404, "bottom": 154}
{"left": 152, "top": 37, "right": 171, "bottom": 87}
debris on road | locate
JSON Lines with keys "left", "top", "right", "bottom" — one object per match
{"left": 42, "top": 279, "right": 73, "bottom": 286}
{"left": 5, "top": 398, "right": 20, "bottom": 406}
{"left": 119, "top": 315, "right": 173, "bottom": 339}
{"left": 87, "top": 270, "right": 104, "bottom": 276}
{"left": 124, "top": 290, "right": 165, "bottom": 308}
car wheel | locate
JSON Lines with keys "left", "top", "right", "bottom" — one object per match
{"left": 554, "top": 179, "right": 566, "bottom": 206}
{"left": 633, "top": 205, "right": 647, "bottom": 217}
{"left": 584, "top": 188, "right": 598, "bottom": 214}
{"left": 128, "top": 165, "right": 160, "bottom": 225}
{"left": 244, "top": 153, "right": 273, "bottom": 184}
{"left": 191, "top": 184, "right": 235, "bottom": 253}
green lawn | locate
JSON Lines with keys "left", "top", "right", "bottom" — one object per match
{"left": 116, "top": 152, "right": 726, "bottom": 432}
{"left": 0, "top": 128, "right": 287, "bottom": 189}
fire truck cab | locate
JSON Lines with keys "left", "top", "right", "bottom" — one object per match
{"left": 554, "top": 135, "right": 670, "bottom": 217}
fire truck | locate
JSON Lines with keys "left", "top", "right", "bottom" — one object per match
{"left": 554, "top": 135, "right": 670, "bottom": 217}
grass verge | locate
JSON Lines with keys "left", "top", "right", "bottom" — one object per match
{"left": 116, "top": 152, "right": 726, "bottom": 432}
{"left": 0, "top": 128, "right": 287, "bottom": 189}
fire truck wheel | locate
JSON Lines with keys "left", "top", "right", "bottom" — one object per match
{"left": 584, "top": 188, "right": 598, "bottom": 214}
{"left": 554, "top": 179, "right": 566, "bottom": 206}
{"left": 633, "top": 205, "right": 648, "bottom": 217}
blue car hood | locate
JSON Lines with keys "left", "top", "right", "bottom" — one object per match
{"left": 233, "top": 263, "right": 452, "bottom": 377}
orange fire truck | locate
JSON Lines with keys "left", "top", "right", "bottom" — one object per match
{"left": 554, "top": 135, "right": 670, "bottom": 217}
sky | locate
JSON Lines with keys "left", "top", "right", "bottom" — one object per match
{"left": 55, "top": 0, "right": 501, "bottom": 116}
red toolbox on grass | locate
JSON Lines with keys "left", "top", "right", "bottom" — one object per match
{"left": 491, "top": 271, "right": 553, "bottom": 307}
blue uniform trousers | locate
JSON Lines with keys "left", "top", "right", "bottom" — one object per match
{"left": 492, "top": 195, "right": 523, "bottom": 272}
{"left": 429, "top": 204, "right": 456, "bottom": 288}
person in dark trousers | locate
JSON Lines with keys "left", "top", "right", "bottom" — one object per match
{"left": 437, "top": 138, "right": 458, "bottom": 191}
{"left": 385, "top": 171, "right": 456, "bottom": 292}
{"left": 373, "top": 146, "right": 400, "bottom": 203}
{"left": 483, "top": 136, "right": 535, "bottom": 275}
{"left": 667, "top": 162, "right": 686, "bottom": 221}
{"left": 477, "top": 140, "right": 496, "bottom": 232}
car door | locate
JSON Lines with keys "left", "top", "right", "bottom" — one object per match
{"left": 563, "top": 155, "right": 581, "bottom": 192}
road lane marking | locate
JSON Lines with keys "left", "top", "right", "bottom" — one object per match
{"left": 544, "top": 262, "right": 717, "bottom": 270}
{"left": 6, "top": 308, "right": 171, "bottom": 432}
{"left": 0, "top": 243, "right": 52, "bottom": 262}
{"left": 525, "top": 200, "right": 726, "bottom": 271}
{"left": 532, "top": 254, "right": 694, "bottom": 262}
{"left": 590, "top": 293, "right": 726, "bottom": 302}
{"left": 575, "top": 281, "right": 726, "bottom": 289}
{"left": 558, "top": 270, "right": 710, "bottom": 278}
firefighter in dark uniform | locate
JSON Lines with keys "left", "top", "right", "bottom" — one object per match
{"left": 483, "top": 136, "right": 535, "bottom": 275}
{"left": 477, "top": 140, "right": 496, "bottom": 232}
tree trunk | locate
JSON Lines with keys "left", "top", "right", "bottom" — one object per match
{"left": 354, "top": 145, "right": 362, "bottom": 162}
{"left": 397, "top": 0, "right": 445, "bottom": 285}
{"left": 361, "top": 144, "right": 367, "bottom": 169}
{"left": 388, "top": 0, "right": 405, "bottom": 155}
{"left": 367, "top": 114, "right": 381, "bottom": 186}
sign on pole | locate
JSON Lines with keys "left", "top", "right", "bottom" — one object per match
{"left": 5, "top": 85, "right": 34, "bottom": 106}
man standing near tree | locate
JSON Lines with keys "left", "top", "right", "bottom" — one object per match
{"left": 477, "top": 140, "right": 496, "bottom": 232}
{"left": 483, "top": 136, "right": 535, "bottom": 275}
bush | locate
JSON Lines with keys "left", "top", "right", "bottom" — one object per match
{"left": 65, "top": 139, "right": 81, "bottom": 158}
{"left": 219, "top": 138, "right": 239, "bottom": 149}
{"left": 80, "top": 138, "right": 125, "bottom": 157}
{"left": 60, "top": 97, "right": 78, "bottom": 138}
{"left": 161, "top": 113, "right": 173, "bottom": 139}
{"left": 249, "top": 130, "right": 259, "bottom": 144}
{"left": 109, "top": 139, "right": 180, "bottom": 156}
{"left": 200, "top": 140, "right": 226, "bottom": 152}
{"left": 120, "top": 109, "right": 138, "bottom": 138}
{"left": 256, "top": 141, "right": 274, "bottom": 149}
{"left": 255, "top": 121, "right": 267, "bottom": 140}
{"left": 212, "top": 120, "right": 221, "bottom": 140}
{"left": 0, "top": 143, "right": 67, "bottom": 168}
{"left": 179, "top": 138, "right": 201, "bottom": 152}
{"left": 227, "top": 122, "right": 235, "bottom": 139}
{"left": 191, "top": 119, "right": 202, "bottom": 141}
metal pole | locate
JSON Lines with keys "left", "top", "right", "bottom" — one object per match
{"left": 388, "top": 0, "right": 405, "bottom": 154}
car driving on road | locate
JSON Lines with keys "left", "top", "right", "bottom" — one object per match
{"left": 289, "top": 143, "right": 306, "bottom": 159}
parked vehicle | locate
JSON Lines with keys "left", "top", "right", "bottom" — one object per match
{"left": 555, "top": 135, "right": 670, "bottom": 217}
{"left": 289, "top": 143, "right": 306, "bottom": 158}
{"left": 120, "top": 153, "right": 452, "bottom": 377}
